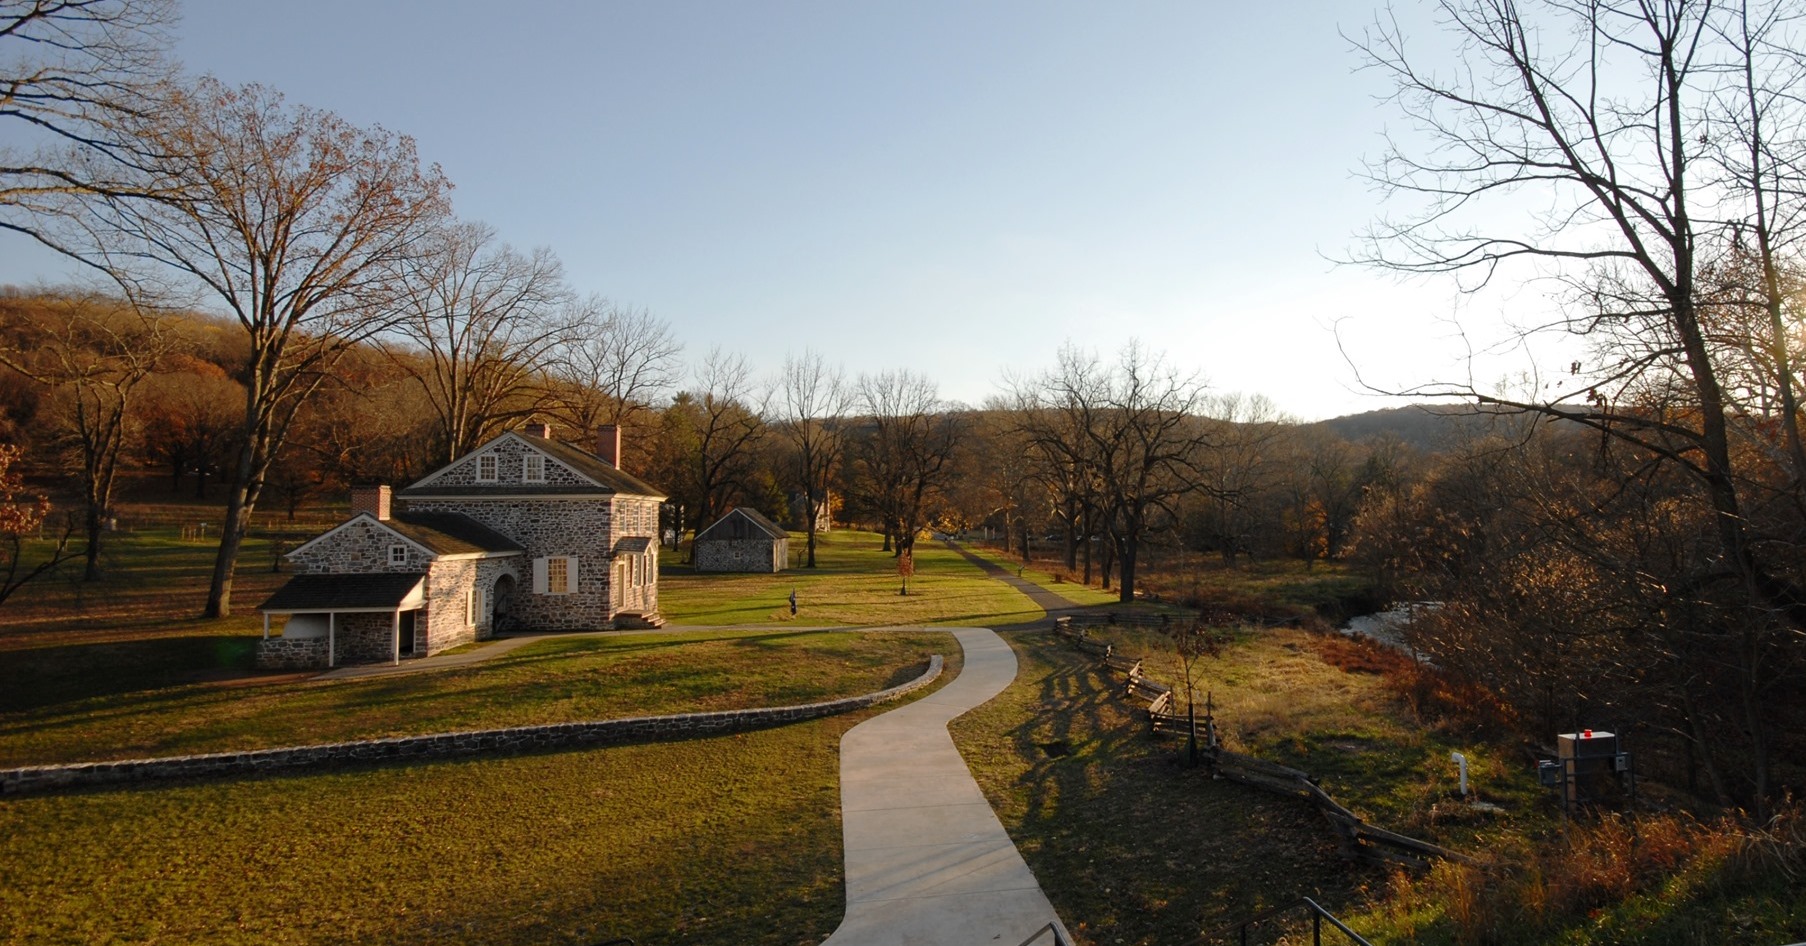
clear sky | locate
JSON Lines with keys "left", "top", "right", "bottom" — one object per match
{"left": 0, "top": 0, "right": 1535, "bottom": 421}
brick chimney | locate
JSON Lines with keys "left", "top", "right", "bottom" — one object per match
{"left": 523, "top": 421, "right": 552, "bottom": 439}
{"left": 350, "top": 484, "right": 392, "bottom": 521}
{"left": 594, "top": 424, "right": 621, "bottom": 468}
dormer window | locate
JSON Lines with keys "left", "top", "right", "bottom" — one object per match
{"left": 477, "top": 453, "right": 498, "bottom": 482}
{"left": 523, "top": 453, "right": 545, "bottom": 483}
{"left": 388, "top": 544, "right": 408, "bottom": 566}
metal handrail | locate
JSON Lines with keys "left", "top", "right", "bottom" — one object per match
{"left": 1204, "top": 897, "right": 1373, "bottom": 946}
{"left": 1014, "top": 920, "right": 1073, "bottom": 946}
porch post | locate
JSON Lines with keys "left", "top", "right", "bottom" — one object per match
{"left": 262, "top": 613, "right": 270, "bottom": 639}
{"left": 392, "top": 609, "right": 401, "bottom": 665}
{"left": 328, "top": 613, "right": 336, "bottom": 668}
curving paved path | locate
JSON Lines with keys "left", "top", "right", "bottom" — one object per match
{"left": 821, "top": 626, "right": 1071, "bottom": 946}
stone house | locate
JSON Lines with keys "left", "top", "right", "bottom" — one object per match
{"left": 692, "top": 506, "right": 789, "bottom": 573}
{"left": 256, "top": 423, "right": 665, "bottom": 670}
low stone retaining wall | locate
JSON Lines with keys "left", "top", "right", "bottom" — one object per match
{"left": 1, "top": 655, "right": 943, "bottom": 796}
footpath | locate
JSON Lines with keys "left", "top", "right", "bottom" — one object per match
{"left": 820, "top": 626, "right": 1072, "bottom": 946}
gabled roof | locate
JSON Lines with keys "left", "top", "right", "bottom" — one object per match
{"left": 695, "top": 506, "right": 788, "bottom": 542}
{"left": 399, "top": 431, "right": 666, "bottom": 500}
{"left": 259, "top": 573, "right": 425, "bottom": 613}
{"left": 386, "top": 512, "right": 524, "bottom": 556}
{"left": 284, "top": 511, "right": 522, "bottom": 562}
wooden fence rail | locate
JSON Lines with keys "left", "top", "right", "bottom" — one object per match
{"left": 1051, "top": 616, "right": 1474, "bottom": 869}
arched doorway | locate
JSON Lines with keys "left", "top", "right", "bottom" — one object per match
{"left": 491, "top": 574, "right": 517, "bottom": 634}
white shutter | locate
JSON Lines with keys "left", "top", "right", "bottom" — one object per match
{"left": 532, "top": 557, "right": 548, "bottom": 594}
{"left": 564, "top": 556, "right": 579, "bottom": 594}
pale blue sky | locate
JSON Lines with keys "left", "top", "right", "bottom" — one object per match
{"left": 2, "top": 1, "right": 1507, "bottom": 420}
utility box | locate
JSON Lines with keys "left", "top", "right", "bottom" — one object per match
{"left": 1554, "top": 729, "right": 1631, "bottom": 810}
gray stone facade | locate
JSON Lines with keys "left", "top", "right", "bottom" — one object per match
{"left": 262, "top": 427, "right": 666, "bottom": 666}
{"left": 254, "top": 638, "right": 328, "bottom": 671}
{"left": 693, "top": 537, "right": 787, "bottom": 572}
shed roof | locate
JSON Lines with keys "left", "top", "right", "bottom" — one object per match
{"left": 386, "top": 512, "right": 524, "bottom": 556}
{"left": 695, "top": 507, "right": 788, "bottom": 542}
{"left": 259, "top": 573, "right": 425, "bottom": 613}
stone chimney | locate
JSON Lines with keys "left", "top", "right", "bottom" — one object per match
{"left": 350, "top": 484, "right": 392, "bottom": 521}
{"left": 594, "top": 424, "right": 621, "bottom": 468}
{"left": 523, "top": 421, "right": 553, "bottom": 439}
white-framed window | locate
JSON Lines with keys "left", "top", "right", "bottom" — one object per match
{"left": 388, "top": 544, "right": 408, "bottom": 566}
{"left": 466, "top": 584, "right": 485, "bottom": 626}
{"left": 523, "top": 453, "right": 545, "bottom": 483}
{"left": 477, "top": 453, "right": 498, "bottom": 482}
{"left": 533, "top": 555, "right": 578, "bottom": 595}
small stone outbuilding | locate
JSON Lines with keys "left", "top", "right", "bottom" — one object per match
{"left": 692, "top": 507, "right": 789, "bottom": 573}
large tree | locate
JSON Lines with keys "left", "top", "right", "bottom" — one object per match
{"left": 547, "top": 298, "right": 682, "bottom": 472}
{"left": 1016, "top": 343, "right": 1211, "bottom": 602}
{"left": 0, "top": 0, "right": 174, "bottom": 233}
{"left": 50, "top": 78, "right": 450, "bottom": 616}
{"left": 851, "top": 370, "right": 961, "bottom": 556}
{"left": 390, "top": 219, "right": 574, "bottom": 464}
{"left": 0, "top": 292, "right": 164, "bottom": 578}
{"left": 1354, "top": 0, "right": 1806, "bottom": 814}
{"left": 778, "top": 349, "right": 849, "bottom": 567}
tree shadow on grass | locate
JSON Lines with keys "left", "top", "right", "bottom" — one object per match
{"left": 960, "top": 632, "right": 1365, "bottom": 944}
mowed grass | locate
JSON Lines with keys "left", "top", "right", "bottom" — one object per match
{"left": 660, "top": 531, "right": 1044, "bottom": 627}
{"left": 1, "top": 716, "right": 863, "bottom": 946}
{"left": 948, "top": 629, "right": 1354, "bottom": 946}
{"left": 958, "top": 544, "right": 1119, "bottom": 607}
{"left": 0, "top": 628, "right": 950, "bottom": 767}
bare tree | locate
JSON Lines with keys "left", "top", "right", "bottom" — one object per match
{"left": 1018, "top": 343, "right": 1210, "bottom": 602}
{"left": 389, "top": 220, "right": 575, "bottom": 464}
{"left": 852, "top": 370, "right": 961, "bottom": 556}
{"left": 549, "top": 298, "right": 682, "bottom": 433}
{"left": 779, "top": 349, "right": 849, "bottom": 567}
{"left": 47, "top": 78, "right": 451, "bottom": 617}
{"left": 0, "top": 0, "right": 174, "bottom": 233}
{"left": 652, "top": 349, "right": 767, "bottom": 543}
{"left": 0, "top": 292, "right": 164, "bottom": 578}
{"left": 1352, "top": 0, "right": 1806, "bottom": 815}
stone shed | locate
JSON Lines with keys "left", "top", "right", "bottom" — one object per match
{"left": 692, "top": 507, "right": 789, "bottom": 573}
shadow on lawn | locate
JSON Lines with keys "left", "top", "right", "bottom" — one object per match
{"left": 0, "top": 630, "right": 260, "bottom": 713}
{"left": 982, "top": 633, "right": 1360, "bottom": 943}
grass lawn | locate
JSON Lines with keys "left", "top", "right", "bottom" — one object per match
{"left": 1, "top": 715, "right": 866, "bottom": 946}
{"left": 0, "top": 628, "right": 950, "bottom": 767}
{"left": 958, "top": 544, "right": 1120, "bottom": 608}
{"left": 948, "top": 629, "right": 1354, "bottom": 946}
{"left": 660, "top": 531, "right": 1045, "bottom": 627}
{"left": 954, "top": 621, "right": 1806, "bottom": 946}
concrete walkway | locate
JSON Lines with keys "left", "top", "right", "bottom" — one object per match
{"left": 821, "top": 626, "right": 1071, "bottom": 946}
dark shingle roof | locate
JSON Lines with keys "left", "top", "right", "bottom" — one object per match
{"left": 398, "top": 433, "right": 666, "bottom": 500}
{"left": 259, "top": 573, "right": 424, "bottom": 612}
{"left": 614, "top": 536, "right": 652, "bottom": 554}
{"left": 386, "top": 512, "right": 524, "bottom": 555}
{"left": 695, "top": 507, "right": 788, "bottom": 542}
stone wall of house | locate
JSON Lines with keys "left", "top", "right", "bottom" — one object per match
{"left": 337, "top": 612, "right": 406, "bottom": 664}
{"left": 254, "top": 638, "right": 329, "bottom": 671}
{"left": 405, "top": 497, "right": 612, "bottom": 630}
{"left": 1, "top": 656, "right": 944, "bottom": 796}
{"left": 290, "top": 518, "right": 429, "bottom": 575}
{"left": 423, "top": 435, "right": 591, "bottom": 488}
{"left": 694, "top": 537, "right": 786, "bottom": 573}
{"left": 614, "top": 496, "right": 663, "bottom": 617}
{"left": 423, "top": 558, "right": 477, "bottom": 655}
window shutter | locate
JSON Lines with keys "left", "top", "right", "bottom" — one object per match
{"left": 533, "top": 557, "right": 548, "bottom": 594}
{"left": 565, "top": 556, "right": 579, "bottom": 594}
